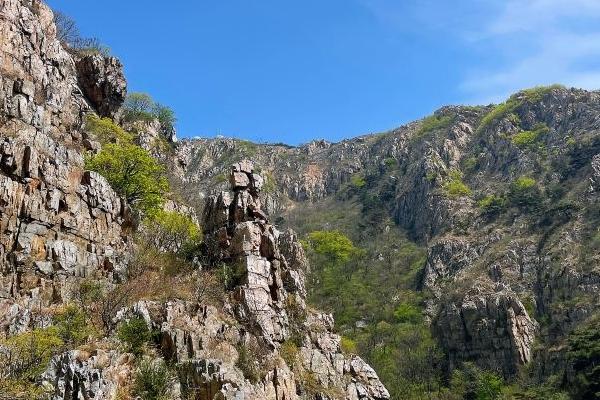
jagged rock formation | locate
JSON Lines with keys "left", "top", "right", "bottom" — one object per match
{"left": 75, "top": 54, "right": 126, "bottom": 119}
{"left": 0, "top": 0, "right": 131, "bottom": 334}
{"left": 43, "top": 161, "right": 390, "bottom": 399}
{"left": 168, "top": 88, "right": 600, "bottom": 383}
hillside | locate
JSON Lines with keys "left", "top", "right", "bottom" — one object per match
{"left": 163, "top": 86, "right": 600, "bottom": 399}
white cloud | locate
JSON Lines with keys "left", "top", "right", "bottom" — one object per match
{"left": 359, "top": 0, "right": 600, "bottom": 104}
{"left": 461, "top": 0, "right": 600, "bottom": 103}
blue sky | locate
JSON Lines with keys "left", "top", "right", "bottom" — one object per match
{"left": 46, "top": 0, "right": 600, "bottom": 145}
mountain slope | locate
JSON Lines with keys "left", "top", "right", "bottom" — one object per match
{"left": 166, "top": 86, "right": 600, "bottom": 398}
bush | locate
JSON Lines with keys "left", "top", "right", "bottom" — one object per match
{"left": 122, "top": 93, "right": 177, "bottom": 136}
{"left": 508, "top": 176, "right": 541, "bottom": 210}
{"left": 53, "top": 304, "right": 93, "bottom": 346}
{"left": 512, "top": 123, "right": 550, "bottom": 149}
{"left": 144, "top": 210, "right": 202, "bottom": 255}
{"left": 134, "top": 359, "right": 173, "bottom": 400}
{"left": 280, "top": 340, "right": 299, "bottom": 367}
{"left": 478, "top": 194, "right": 507, "bottom": 217}
{"left": 85, "top": 142, "right": 168, "bottom": 217}
{"left": 84, "top": 114, "right": 132, "bottom": 144}
{"left": 122, "top": 93, "right": 155, "bottom": 122}
{"left": 393, "top": 302, "right": 422, "bottom": 323}
{"left": 305, "top": 230, "right": 362, "bottom": 264}
{"left": 567, "top": 318, "right": 600, "bottom": 400}
{"left": 0, "top": 327, "right": 63, "bottom": 381}
{"left": 417, "top": 114, "right": 454, "bottom": 138}
{"left": 53, "top": 11, "right": 110, "bottom": 56}
{"left": 236, "top": 343, "right": 266, "bottom": 383}
{"left": 340, "top": 336, "right": 358, "bottom": 354}
{"left": 117, "top": 317, "right": 152, "bottom": 355}
{"left": 443, "top": 170, "right": 472, "bottom": 198}
{"left": 350, "top": 174, "right": 367, "bottom": 189}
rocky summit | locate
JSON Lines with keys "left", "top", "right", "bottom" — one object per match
{"left": 1, "top": 1, "right": 600, "bottom": 400}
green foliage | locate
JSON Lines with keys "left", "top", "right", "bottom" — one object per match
{"left": 123, "top": 93, "right": 177, "bottom": 136}
{"left": 117, "top": 317, "right": 152, "bottom": 355}
{"left": 478, "top": 194, "right": 508, "bottom": 217}
{"left": 280, "top": 340, "right": 299, "bottom": 368}
{"left": 123, "top": 93, "right": 155, "bottom": 122}
{"left": 393, "top": 302, "right": 422, "bottom": 323}
{"left": 0, "top": 327, "right": 63, "bottom": 381}
{"left": 446, "top": 363, "right": 504, "bottom": 400}
{"left": 53, "top": 304, "right": 93, "bottom": 346}
{"left": 463, "top": 156, "right": 478, "bottom": 173}
{"left": 512, "top": 123, "right": 550, "bottom": 149}
{"left": 85, "top": 142, "right": 168, "bottom": 217}
{"left": 85, "top": 114, "right": 133, "bottom": 144}
{"left": 416, "top": 114, "right": 454, "bottom": 138}
{"left": 134, "top": 359, "right": 173, "bottom": 400}
{"left": 350, "top": 174, "right": 367, "bottom": 188}
{"left": 153, "top": 103, "right": 177, "bottom": 135}
{"left": 340, "top": 336, "right": 358, "bottom": 354}
{"left": 478, "top": 85, "right": 563, "bottom": 132}
{"left": 236, "top": 343, "right": 266, "bottom": 383}
{"left": 305, "top": 230, "right": 362, "bottom": 264}
{"left": 262, "top": 172, "right": 277, "bottom": 193}
{"left": 567, "top": 318, "right": 600, "bottom": 399}
{"left": 443, "top": 170, "right": 472, "bottom": 198}
{"left": 144, "top": 210, "right": 202, "bottom": 255}
{"left": 508, "top": 176, "right": 541, "bottom": 210}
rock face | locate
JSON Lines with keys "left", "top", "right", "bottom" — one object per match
{"left": 75, "top": 54, "right": 127, "bottom": 118}
{"left": 167, "top": 87, "right": 600, "bottom": 383}
{"left": 434, "top": 288, "right": 538, "bottom": 376}
{"left": 0, "top": 0, "right": 130, "bottom": 332}
{"left": 195, "top": 160, "right": 389, "bottom": 399}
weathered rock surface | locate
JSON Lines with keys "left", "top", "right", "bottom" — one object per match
{"left": 434, "top": 287, "right": 538, "bottom": 376}
{"left": 0, "top": 0, "right": 130, "bottom": 332}
{"left": 75, "top": 54, "right": 126, "bottom": 118}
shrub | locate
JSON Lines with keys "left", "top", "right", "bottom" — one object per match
{"left": 478, "top": 85, "right": 563, "bottom": 132}
{"left": 53, "top": 11, "right": 110, "bottom": 56}
{"left": 340, "top": 336, "right": 358, "bottom": 354}
{"left": 280, "top": 340, "right": 299, "bottom": 367}
{"left": 393, "top": 302, "right": 422, "bottom": 323}
{"left": 350, "top": 174, "right": 367, "bottom": 189}
{"left": 84, "top": 114, "right": 132, "bottom": 144}
{"left": 85, "top": 142, "right": 168, "bottom": 217}
{"left": 53, "top": 304, "right": 93, "bottom": 346}
{"left": 134, "top": 359, "right": 173, "bottom": 400}
{"left": 478, "top": 194, "right": 507, "bottom": 217}
{"left": 443, "top": 170, "right": 472, "bottom": 198}
{"left": 0, "top": 327, "right": 63, "bottom": 381}
{"left": 236, "top": 343, "right": 266, "bottom": 383}
{"left": 508, "top": 176, "right": 541, "bottom": 210}
{"left": 305, "top": 230, "right": 362, "bottom": 264}
{"left": 144, "top": 210, "right": 202, "bottom": 255}
{"left": 117, "top": 317, "right": 152, "bottom": 355}
{"left": 418, "top": 114, "right": 454, "bottom": 136}
{"left": 567, "top": 318, "right": 600, "bottom": 399}
{"left": 153, "top": 103, "right": 177, "bottom": 136}
{"left": 512, "top": 123, "right": 550, "bottom": 149}
{"left": 122, "top": 93, "right": 155, "bottom": 123}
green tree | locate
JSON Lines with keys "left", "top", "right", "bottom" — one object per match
{"left": 117, "top": 317, "right": 152, "bottom": 355}
{"left": 305, "top": 230, "right": 362, "bottom": 263}
{"left": 144, "top": 210, "right": 202, "bottom": 255}
{"left": 85, "top": 142, "right": 168, "bottom": 217}
{"left": 122, "top": 92, "right": 155, "bottom": 122}
{"left": 153, "top": 103, "right": 177, "bottom": 136}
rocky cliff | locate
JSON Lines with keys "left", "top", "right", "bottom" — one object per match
{"left": 167, "top": 87, "right": 600, "bottom": 389}
{"left": 0, "top": 0, "right": 130, "bottom": 335}
{"left": 0, "top": 1, "right": 389, "bottom": 399}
